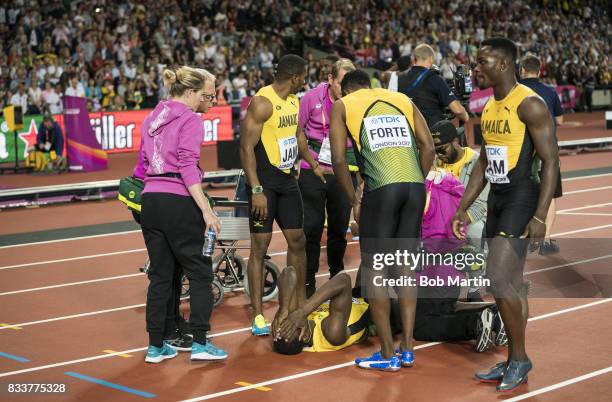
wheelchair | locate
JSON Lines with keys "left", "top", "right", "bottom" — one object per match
{"left": 139, "top": 170, "right": 280, "bottom": 307}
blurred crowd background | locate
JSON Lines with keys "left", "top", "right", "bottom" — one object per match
{"left": 1, "top": 0, "right": 610, "bottom": 115}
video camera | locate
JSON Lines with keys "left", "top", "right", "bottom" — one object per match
{"left": 446, "top": 64, "right": 473, "bottom": 101}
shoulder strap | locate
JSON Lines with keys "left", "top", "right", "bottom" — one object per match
{"left": 401, "top": 68, "right": 432, "bottom": 96}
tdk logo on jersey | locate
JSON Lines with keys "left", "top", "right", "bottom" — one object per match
{"left": 487, "top": 147, "right": 503, "bottom": 156}
{"left": 370, "top": 116, "right": 401, "bottom": 124}
{"left": 282, "top": 138, "right": 295, "bottom": 146}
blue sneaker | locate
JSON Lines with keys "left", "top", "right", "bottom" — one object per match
{"left": 395, "top": 349, "right": 414, "bottom": 367}
{"left": 251, "top": 314, "right": 271, "bottom": 336}
{"left": 355, "top": 352, "right": 401, "bottom": 372}
{"left": 497, "top": 359, "right": 531, "bottom": 392}
{"left": 145, "top": 342, "right": 177, "bottom": 363}
{"left": 191, "top": 341, "right": 228, "bottom": 361}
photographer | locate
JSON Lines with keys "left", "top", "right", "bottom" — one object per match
{"left": 396, "top": 44, "right": 469, "bottom": 127}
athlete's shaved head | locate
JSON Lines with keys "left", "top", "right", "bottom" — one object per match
{"left": 273, "top": 338, "right": 305, "bottom": 355}
{"left": 475, "top": 37, "right": 519, "bottom": 89}
{"left": 276, "top": 54, "right": 307, "bottom": 81}
{"left": 341, "top": 69, "right": 371, "bottom": 95}
{"left": 481, "top": 37, "right": 518, "bottom": 65}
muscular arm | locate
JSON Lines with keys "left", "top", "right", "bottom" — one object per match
{"left": 458, "top": 144, "right": 488, "bottom": 213}
{"left": 330, "top": 100, "right": 357, "bottom": 205}
{"left": 519, "top": 95, "right": 558, "bottom": 222}
{"left": 463, "top": 156, "right": 489, "bottom": 224}
{"left": 452, "top": 144, "right": 488, "bottom": 239}
{"left": 239, "top": 96, "right": 272, "bottom": 188}
{"left": 278, "top": 271, "right": 353, "bottom": 344}
{"left": 448, "top": 100, "right": 470, "bottom": 123}
{"left": 411, "top": 102, "right": 435, "bottom": 176}
{"left": 297, "top": 126, "right": 318, "bottom": 168}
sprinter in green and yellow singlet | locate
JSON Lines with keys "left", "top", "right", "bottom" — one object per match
{"left": 330, "top": 70, "right": 435, "bottom": 372}
{"left": 452, "top": 38, "right": 558, "bottom": 392}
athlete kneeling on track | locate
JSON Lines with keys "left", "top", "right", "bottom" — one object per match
{"left": 272, "top": 267, "right": 369, "bottom": 355}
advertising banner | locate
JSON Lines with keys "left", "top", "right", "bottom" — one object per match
{"left": 84, "top": 106, "right": 233, "bottom": 154}
{"left": 0, "top": 105, "right": 233, "bottom": 162}
{"left": 0, "top": 115, "right": 45, "bottom": 163}
{"left": 63, "top": 95, "right": 108, "bottom": 172}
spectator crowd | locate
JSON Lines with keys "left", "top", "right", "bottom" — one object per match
{"left": 0, "top": 0, "right": 610, "bottom": 116}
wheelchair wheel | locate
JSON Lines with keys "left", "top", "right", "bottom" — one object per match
{"left": 179, "top": 275, "right": 224, "bottom": 307}
{"left": 213, "top": 253, "right": 245, "bottom": 287}
{"left": 212, "top": 278, "right": 224, "bottom": 307}
{"left": 243, "top": 259, "right": 280, "bottom": 303}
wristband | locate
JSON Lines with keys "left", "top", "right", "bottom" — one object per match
{"left": 532, "top": 216, "right": 545, "bottom": 225}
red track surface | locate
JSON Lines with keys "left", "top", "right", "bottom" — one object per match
{"left": 0, "top": 147, "right": 611, "bottom": 401}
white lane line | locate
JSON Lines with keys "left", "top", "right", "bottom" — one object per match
{"left": 0, "top": 273, "right": 145, "bottom": 296}
{"left": 0, "top": 295, "right": 609, "bottom": 382}
{"left": 177, "top": 298, "right": 612, "bottom": 402}
{"left": 528, "top": 298, "right": 612, "bottom": 322}
{"left": 554, "top": 224, "right": 612, "bottom": 237}
{"left": 4, "top": 216, "right": 611, "bottom": 272}
{"left": 180, "top": 342, "right": 443, "bottom": 402}
{"left": 0, "top": 303, "right": 148, "bottom": 330}
{"left": 557, "top": 212, "right": 612, "bottom": 216}
{"left": 562, "top": 172, "right": 612, "bottom": 182}
{"left": 0, "top": 248, "right": 147, "bottom": 271}
{"left": 0, "top": 230, "right": 142, "bottom": 250}
{"left": 0, "top": 268, "right": 359, "bottom": 329}
{"left": 0, "top": 228, "right": 283, "bottom": 250}
{"left": 563, "top": 185, "right": 612, "bottom": 195}
{"left": 525, "top": 254, "right": 612, "bottom": 276}
{"left": 4, "top": 245, "right": 609, "bottom": 298}
{"left": 0, "top": 230, "right": 304, "bottom": 271}
{"left": 557, "top": 202, "right": 612, "bottom": 213}
{"left": 1, "top": 192, "right": 610, "bottom": 270}
{"left": 0, "top": 326, "right": 251, "bottom": 379}
{"left": 0, "top": 219, "right": 609, "bottom": 294}
{"left": 258, "top": 241, "right": 359, "bottom": 259}
{"left": 0, "top": 172, "right": 609, "bottom": 250}
{"left": 503, "top": 366, "right": 612, "bottom": 402}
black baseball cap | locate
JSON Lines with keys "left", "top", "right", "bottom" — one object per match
{"left": 430, "top": 120, "right": 464, "bottom": 145}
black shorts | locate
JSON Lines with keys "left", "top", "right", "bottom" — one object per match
{"left": 360, "top": 182, "right": 426, "bottom": 239}
{"left": 247, "top": 172, "right": 303, "bottom": 233}
{"left": 486, "top": 184, "right": 539, "bottom": 238}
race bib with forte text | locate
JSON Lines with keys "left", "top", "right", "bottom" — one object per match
{"left": 363, "top": 115, "right": 412, "bottom": 152}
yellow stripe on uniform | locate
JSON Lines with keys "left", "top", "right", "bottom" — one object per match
{"left": 103, "top": 350, "right": 133, "bottom": 358}
{"left": 0, "top": 323, "right": 22, "bottom": 330}
{"left": 234, "top": 381, "right": 272, "bottom": 392}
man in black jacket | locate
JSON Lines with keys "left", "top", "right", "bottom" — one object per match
{"left": 396, "top": 44, "right": 469, "bottom": 128}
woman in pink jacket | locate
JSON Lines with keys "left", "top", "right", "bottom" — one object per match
{"left": 140, "top": 66, "right": 226, "bottom": 363}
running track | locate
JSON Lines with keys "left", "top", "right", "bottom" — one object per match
{"left": 0, "top": 153, "right": 611, "bottom": 401}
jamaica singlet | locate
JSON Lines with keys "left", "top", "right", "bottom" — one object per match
{"left": 481, "top": 84, "right": 538, "bottom": 192}
{"left": 303, "top": 298, "right": 369, "bottom": 352}
{"left": 342, "top": 88, "right": 424, "bottom": 193}
{"left": 254, "top": 85, "right": 300, "bottom": 176}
